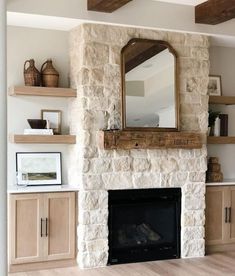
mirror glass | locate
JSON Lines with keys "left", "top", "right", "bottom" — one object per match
{"left": 122, "top": 39, "right": 178, "bottom": 130}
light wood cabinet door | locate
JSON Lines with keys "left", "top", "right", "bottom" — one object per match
{"left": 228, "top": 187, "right": 235, "bottom": 242}
{"left": 9, "top": 194, "right": 44, "bottom": 264}
{"left": 205, "top": 186, "right": 230, "bottom": 245}
{"left": 9, "top": 192, "right": 76, "bottom": 269}
{"left": 44, "top": 192, "right": 76, "bottom": 261}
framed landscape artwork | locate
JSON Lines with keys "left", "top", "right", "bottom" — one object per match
{"left": 208, "top": 75, "right": 222, "bottom": 96}
{"left": 16, "top": 152, "right": 62, "bottom": 186}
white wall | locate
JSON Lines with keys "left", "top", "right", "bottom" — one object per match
{"left": 0, "top": 1, "right": 7, "bottom": 275}
{"left": 208, "top": 46, "right": 235, "bottom": 179}
{"left": 7, "top": 26, "right": 71, "bottom": 186}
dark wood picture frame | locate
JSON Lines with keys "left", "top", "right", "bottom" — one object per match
{"left": 121, "top": 38, "right": 179, "bottom": 132}
{"left": 208, "top": 75, "right": 222, "bottom": 96}
{"left": 41, "top": 109, "right": 62, "bottom": 135}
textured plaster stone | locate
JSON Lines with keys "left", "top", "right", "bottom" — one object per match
{"left": 80, "top": 191, "right": 108, "bottom": 210}
{"left": 102, "top": 172, "right": 133, "bottom": 190}
{"left": 89, "top": 158, "right": 112, "bottom": 174}
{"left": 69, "top": 23, "right": 209, "bottom": 268}
{"left": 82, "top": 174, "right": 104, "bottom": 190}
{"left": 78, "top": 251, "right": 108, "bottom": 269}
{"left": 80, "top": 208, "right": 108, "bottom": 225}
{"left": 132, "top": 158, "right": 150, "bottom": 172}
{"left": 113, "top": 157, "right": 132, "bottom": 172}
{"left": 82, "top": 42, "right": 109, "bottom": 67}
{"left": 133, "top": 173, "right": 160, "bottom": 188}
{"left": 182, "top": 239, "right": 205, "bottom": 258}
{"left": 182, "top": 210, "right": 205, "bottom": 227}
{"left": 79, "top": 224, "right": 108, "bottom": 241}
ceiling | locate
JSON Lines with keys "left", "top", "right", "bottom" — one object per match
{"left": 7, "top": 0, "right": 235, "bottom": 48}
{"left": 153, "top": 0, "right": 206, "bottom": 6}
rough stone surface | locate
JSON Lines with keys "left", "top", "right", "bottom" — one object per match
{"left": 69, "top": 23, "right": 209, "bottom": 268}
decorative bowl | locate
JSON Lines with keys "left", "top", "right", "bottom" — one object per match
{"left": 27, "top": 119, "right": 47, "bottom": 129}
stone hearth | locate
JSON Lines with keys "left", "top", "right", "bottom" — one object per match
{"left": 68, "top": 23, "right": 209, "bottom": 268}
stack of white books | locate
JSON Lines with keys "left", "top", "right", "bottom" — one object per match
{"left": 24, "top": 129, "right": 54, "bottom": 135}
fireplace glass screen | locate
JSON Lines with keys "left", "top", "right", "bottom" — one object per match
{"left": 108, "top": 188, "right": 181, "bottom": 265}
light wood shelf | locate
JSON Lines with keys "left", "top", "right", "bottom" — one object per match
{"left": 9, "top": 86, "right": 77, "bottom": 97}
{"left": 11, "top": 135, "right": 76, "bottom": 144}
{"left": 207, "top": 136, "right": 235, "bottom": 144}
{"left": 209, "top": 96, "right": 235, "bottom": 105}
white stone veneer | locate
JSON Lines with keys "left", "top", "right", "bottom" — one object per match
{"left": 68, "top": 23, "right": 209, "bottom": 268}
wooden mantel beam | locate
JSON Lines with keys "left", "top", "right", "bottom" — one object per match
{"left": 88, "top": 0, "right": 132, "bottom": 13}
{"left": 195, "top": 0, "right": 235, "bottom": 25}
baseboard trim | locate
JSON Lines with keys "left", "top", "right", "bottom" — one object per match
{"left": 206, "top": 243, "right": 235, "bottom": 254}
{"left": 9, "top": 259, "right": 77, "bottom": 273}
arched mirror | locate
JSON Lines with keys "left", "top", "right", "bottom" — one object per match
{"left": 121, "top": 38, "right": 179, "bottom": 131}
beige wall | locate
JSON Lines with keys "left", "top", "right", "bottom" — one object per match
{"left": 7, "top": 26, "right": 71, "bottom": 186}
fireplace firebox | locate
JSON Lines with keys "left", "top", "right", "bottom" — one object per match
{"left": 108, "top": 188, "right": 181, "bottom": 265}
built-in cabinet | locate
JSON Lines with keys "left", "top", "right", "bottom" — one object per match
{"left": 206, "top": 186, "right": 235, "bottom": 253}
{"left": 9, "top": 192, "right": 76, "bottom": 272}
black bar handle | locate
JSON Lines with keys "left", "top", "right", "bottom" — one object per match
{"left": 46, "top": 218, "right": 48, "bottom": 237}
{"left": 40, "top": 218, "right": 43, "bottom": 237}
{"left": 229, "top": 207, "right": 232, "bottom": 223}
{"left": 225, "top": 207, "right": 228, "bottom": 223}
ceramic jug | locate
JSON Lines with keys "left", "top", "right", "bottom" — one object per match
{"left": 24, "top": 59, "right": 41, "bottom": 86}
{"left": 41, "top": 59, "right": 59, "bottom": 87}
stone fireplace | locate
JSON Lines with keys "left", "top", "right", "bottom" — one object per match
{"left": 68, "top": 23, "right": 209, "bottom": 268}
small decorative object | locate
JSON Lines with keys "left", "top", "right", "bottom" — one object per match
{"left": 41, "top": 109, "right": 62, "bottom": 134}
{"left": 206, "top": 157, "right": 223, "bottom": 183}
{"left": 16, "top": 152, "right": 62, "bottom": 186}
{"left": 41, "top": 59, "right": 59, "bottom": 87}
{"left": 219, "top": 114, "right": 228, "bottom": 136}
{"left": 214, "top": 117, "right": 220, "bottom": 136}
{"left": 24, "top": 59, "right": 41, "bottom": 86}
{"left": 27, "top": 119, "right": 47, "bottom": 129}
{"left": 208, "top": 75, "right": 222, "bottom": 96}
{"left": 24, "top": 129, "right": 53, "bottom": 135}
{"left": 208, "top": 110, "right": 220, "bottom": 136}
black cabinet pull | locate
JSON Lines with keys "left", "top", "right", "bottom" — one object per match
{"left": 40, "top": 218, "right": 48, "bottom": 237}
{"left": 46, "top": 218, "right": 48, "bottom": 237}
{"left": 229, "top": 207, "right": 232, "bottom": 223}
{"left": 40, "top": 218, "right": 43, "bottom": 237}
{"left": 225, "top": 207, "right": 228, "bottom": 223}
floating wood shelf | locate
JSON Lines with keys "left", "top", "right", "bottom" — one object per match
{"left": 209, "top": 96, "right": 235, "bottom": 105}
{"left": 11, "top": 135, "right": 76, "bottom": 144}
{"left": 207, "top": 136, "right": 235, "bottom": 144}
{"left": 99, "top": 130, "right": 202, "bottom": 150}
{"left": 9, "top": 86, "right": 77, "bottom": 97}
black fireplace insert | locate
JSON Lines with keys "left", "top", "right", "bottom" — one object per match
{"left": 108, "top": 188, "right": 181, "bottom": 265}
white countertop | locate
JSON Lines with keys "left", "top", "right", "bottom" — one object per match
{"left": 206, "top": 179, "right": 235, "bottom": 186}
{"left": 8, "top": 184, "right": 79, "bottom": 194}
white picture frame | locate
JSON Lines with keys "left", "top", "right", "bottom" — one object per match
{"left": 16, "top": 152, "right": 62, "bottom": 186}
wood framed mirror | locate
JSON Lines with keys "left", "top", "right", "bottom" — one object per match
{"left": 121, "top": 38, "right": 179, "bottom": 131}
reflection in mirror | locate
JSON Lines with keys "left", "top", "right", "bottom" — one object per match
{"left": 122, "top": 39, "right": 178, "bottom": 130}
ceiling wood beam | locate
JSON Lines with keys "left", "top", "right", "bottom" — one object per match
{"left": 195, "top": 0, "right": 235, "bottom": 25}
{"left": 88, "top": 0, "right": 132, "bottom": 13}
{"left": 125, "top": 44, "right": 166, "bottom": 73}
